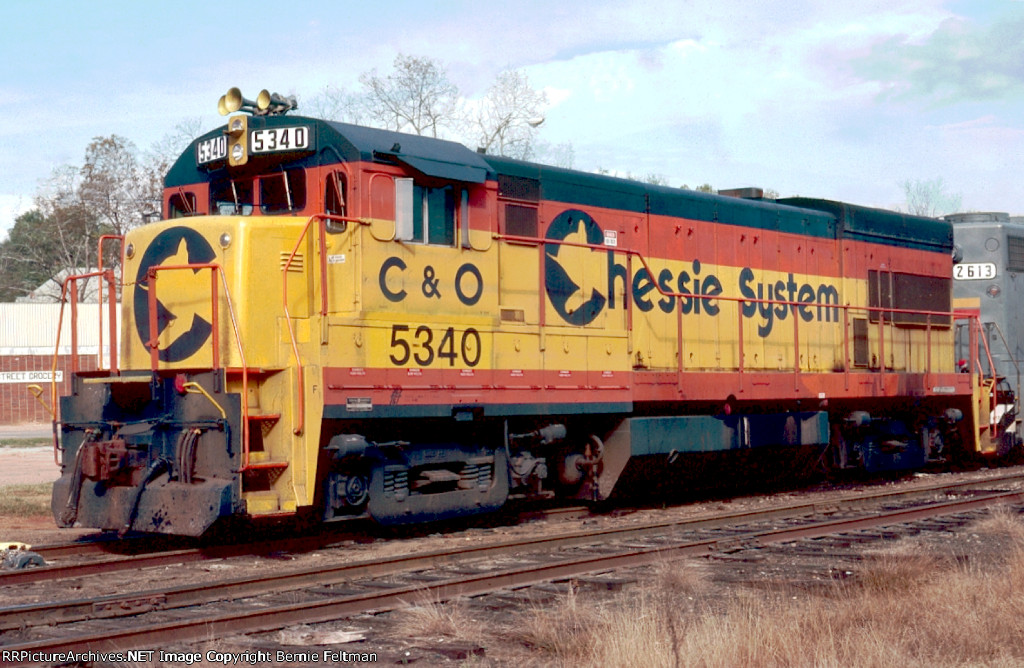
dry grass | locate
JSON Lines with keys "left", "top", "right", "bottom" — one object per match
{"left": 512, "top": 510, "right": 1024, "bottom": 667}
{"left": 393, "top": 590, "right": 477, "bottom": 642}
{"left": 516, "top": 584, "right": 605, "bottom": 658}
{"left": 0, "top": 483, "right": 52, "bottom": 517}
{"left": 972, "top": 505, "right": 1024, "bottom": 545}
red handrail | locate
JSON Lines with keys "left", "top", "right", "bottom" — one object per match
{"left": 50, "top": 268, "right": 119, "bottom": 463}
{"left": 144, "top": 263, "right": 252, "bottom": 468}
{"left": 497, "top": 232, "right": 962, "bottom": 385}
{"left": 280, "top": 213, "right": 357, "bottom": 437}
{"left": 96, "top": 235, "right": 123, "bottom": 374}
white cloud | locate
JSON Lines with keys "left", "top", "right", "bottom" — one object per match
{"left": 2, "top": 0, "right": 1024, "bottom": 221}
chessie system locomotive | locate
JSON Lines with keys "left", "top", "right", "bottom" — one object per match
{"left": 49, "top": 88, "right": 1005, "bottom": 536}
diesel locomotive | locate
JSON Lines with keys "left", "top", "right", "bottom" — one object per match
{"left": 950, "top": 212, "right": 1024, "bottom": 453}
{"left": 48, "top": 88, "right": 1004, "bottom": 536}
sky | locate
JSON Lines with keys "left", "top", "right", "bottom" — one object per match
{"left": 2, "top": 0, "right": 1023, "bottom": 240}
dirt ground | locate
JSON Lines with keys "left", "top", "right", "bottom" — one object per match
{"left": 0, "top": 446, "right": 60, "bottom": 487}
{"left": 0, "top": 436, "right": 84, "bottom": 544}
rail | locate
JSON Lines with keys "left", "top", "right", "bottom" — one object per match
{"left": 5, "top": 481, "right": 1023, "bottom": 657}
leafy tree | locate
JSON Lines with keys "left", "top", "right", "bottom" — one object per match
{"left": 0, "top": 204, "right": 103, "bottom": 302}
{"left": 0, "top": 134, "right": 162, "bottom": 301}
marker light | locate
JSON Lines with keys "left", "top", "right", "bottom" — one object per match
{"left": 226, "top": 115, "right": 248, "bottom": 166}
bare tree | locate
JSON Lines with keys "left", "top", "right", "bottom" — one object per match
{"left": 144, "top": 118, "right": 204, "bottom": 201}
{"left": 303, "top": 86, "right": 368, "bottom": 125}
{"left": 359, "top": 54, "right": 460, "bottom": 137}
{"left": 318, "top": 58, "right": 561, "bottom": 164}
{"left": 901, "top": 177, "right": 962, "bottom": 217}
{"left": 534, "top": 140, "right": 576, "bottom": 169}
{"left": 469, "top": 69, "right": 547, "bottom": 159}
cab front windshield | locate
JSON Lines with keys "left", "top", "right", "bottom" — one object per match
{"left": 210, "top": 168, "right": 306, "bottom": 215}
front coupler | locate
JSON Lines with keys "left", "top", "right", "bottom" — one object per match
{"left": 52, "top": 371, "right": 243, "bottom": 536}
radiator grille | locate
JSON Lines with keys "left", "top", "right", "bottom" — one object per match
{"left": 1008, "top": 236, "right": 1024, "bottom": 272}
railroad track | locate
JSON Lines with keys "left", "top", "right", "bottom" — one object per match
{"left": 21, "top": 503, "right": 589, "bottom": 564}
{"left": 5, "top": 469, "right": 1022, "bottom": 588}
{"left": 1, "top": 475, "right": 1023, "bottom": 664}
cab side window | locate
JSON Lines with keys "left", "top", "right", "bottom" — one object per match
{"left": 325, "top": 171, "right": 348, "bottom": 233}
{"left": 326, "top": 172, "right": 347, "bottom": 217}
{"left": 168, "top": 191, "right": 197, "bottom": 218}
{"left": 397, "top": 179, "right": 456, "bottom": 246}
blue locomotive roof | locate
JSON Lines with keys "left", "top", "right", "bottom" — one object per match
{"left": 780, "top": 197, "right": 953, "bottom": 252}
{"left": 487, "top": 155, "right": 948, "bottom": 251}
{"left": 166, "top": 115, "right": 495, "bottom": 186}
{"left": 323, "top": 120, "right": 494, "bottom": 183}
{"left": 167, "top": 117, "right": 951, "bottom": 252}
{"left": 485, "top": 154, "right": 840, "bottom": 240}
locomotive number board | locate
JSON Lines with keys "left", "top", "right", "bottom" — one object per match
{"left": 196, "top": 135, "right": 227, "bottom": 164}
{"left": 953, "top": 262, "right": 996, "bottom": 280}
{"left": 251, "top": 126, "right": 310, "bottom": 153}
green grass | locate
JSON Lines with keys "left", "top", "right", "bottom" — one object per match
{"left": 0, "top": 483, "right": 52, "bottom": 516}
{"left": 0, "top": 437, "right": 52, "bottom": 449}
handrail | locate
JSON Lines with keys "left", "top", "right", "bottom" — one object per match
{"left": 50, "top": 268, "right": 120, "bottom": 460}
{"left": 49, "top": 236, "right": 123, "bottom": 454}
{"left": 497, "top": 232, "right": 964, "bottom": 385}
{"left": 145, "top": 263, "right": 252, "bottom": 469}
{"left": 972, "top": 316, "right": 1001, "bottom": 437}
{"left": 989, "top": 321, "right": 1022, "bottom": 432}
{"left": 96, "top": 235, "right": 123, "bottom": 375}
{"left": 280, "top": 213, "right": 361, "bottom": 437}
